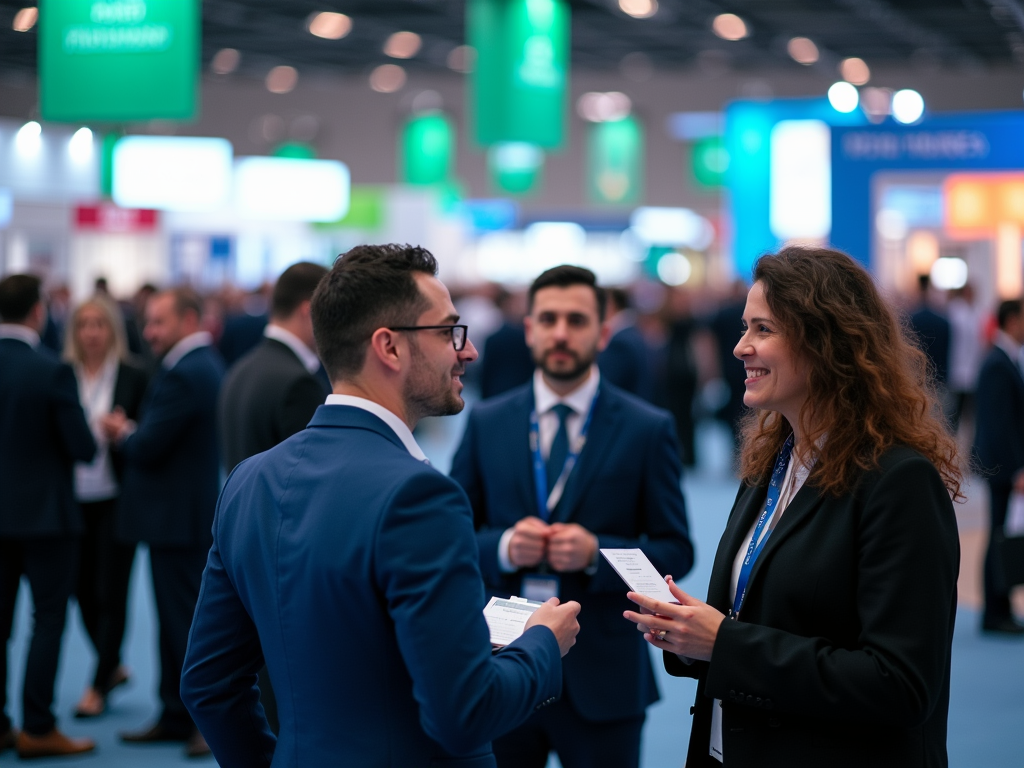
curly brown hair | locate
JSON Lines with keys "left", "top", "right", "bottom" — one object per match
{"left": 737, "top": 246, "right": 963, "bottom": 500}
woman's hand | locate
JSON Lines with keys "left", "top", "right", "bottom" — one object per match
{"left": 622, "top": 576, "right": 726, "bottom": 661}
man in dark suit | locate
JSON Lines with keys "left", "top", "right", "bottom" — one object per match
{"left": 910, "top": 273, "right": 951, "bottom": 388}
{"left": 218, "top": 261, "right": 328, "bottom": 730}
{"left": 973, "top": 298, "right": 1024, "bottom": 635}
{"left": 181, "top": 244, "right": 580, "bottom": 767}
{"left": 220, "top": 262, "right": 329, "bottom": 473}
{"left": 480, "top": 289, "right": 534, "bottom": 400}
{"left": 450, "top": 265, "right": 694, "bottom": 768}
{"left": 598, "top": 287, "right": 654, "bottom": 402}
{"left": 0, "top": 274, "right": 97, "bottom": 759}
{"left": 102, "top": 287, "right": 225, "bottom": 756}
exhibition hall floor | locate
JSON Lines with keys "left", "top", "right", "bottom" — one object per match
{"left": 6, "top": 420, "right": 1023, "bottom": 767}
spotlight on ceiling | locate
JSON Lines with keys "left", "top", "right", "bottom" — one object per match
{"left": 369, "top": 64, "right": 407, "bottom": 94}
{"left": 839, "top": 57, "right": 870, "bottom": 86}
{"left": 827, "top": 81, "right": 859, "bottom": 113}
{"left": 211, "top": 48, "right": 240, "bottom": 75}
{"left": 384, "top": 31, "right": 422, "bottom": 59}
{"left": 307, "top": 11, "right": 352, "bottom": 40}
{"left": 892, "top": 89, "right": 925, "bottom": 124}
{"left": 712, "top": 14, "right": 748, "bottom": 41}
{"left": 266, "top": 66, "right": 298, "bottom": 94}
{"left": 12, "top": 7, "right": 37, "bottom": 32}
{"left": 787, "top": 37, "right": 819, "bottom": 65}
{"left": 619, "top": 0, "right": 658, "bottom": 20}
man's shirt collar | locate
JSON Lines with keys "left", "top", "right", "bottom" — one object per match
{"left": 533, "top": 365, "right": 601, "bottom": 416}
{"left": 0, "top": 323, "right": 40, "bottom": 348}
{"left": 324, "top": 394, "right": 429, "bottom": 462}
{"left": 163, "top": 331, "right": 213, "bottom": 370}
{"left": 264, "top": 324, "right": 320, "bottom": 374}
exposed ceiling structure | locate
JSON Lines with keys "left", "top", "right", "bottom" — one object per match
{"left": 0, "top": 0, "right": 1016, "bottom": 83}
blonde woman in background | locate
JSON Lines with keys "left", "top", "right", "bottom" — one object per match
{"left": 64, "top": 295, "right": 149, "bottom": 718}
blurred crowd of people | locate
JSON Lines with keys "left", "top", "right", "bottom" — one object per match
{"left": 1, "top": 256, "right": 1021, "bottom": 760}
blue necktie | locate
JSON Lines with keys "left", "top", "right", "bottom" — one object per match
{"left": 546, "top": 403, "right": 574, "bottom": 494}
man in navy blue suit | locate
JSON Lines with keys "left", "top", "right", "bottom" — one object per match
{"left": 974, "top": 298, "right": 1024, "bottom": 635}
{"left": 598, "top": 287, "right": 654, "bottom": 402}
{"left": 0, "top": 275, "right": 97, "bottom": 759}
{"left": 450, "top": 265, "right": 694, "bottom": 768}
{"left": 101, "top": 287, "right": 224, "bottom": 756}
{"left": 181, "top": 244, "right": 581, "bottom": 768}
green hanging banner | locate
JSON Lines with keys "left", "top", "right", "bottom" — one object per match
{"left": 691, "top": 136, "right": 729, "bottom": 189}
{"left": 469, "top": 0, "right": 569, "bottom": 150}
{"left": 488, "top": 142, "right": 544, "bottom": 196}
{"left": 587, "top": 116, "right": 643, "bottom": 205}
{"left": 39, "top": 0, "right": 200, "bottom": 122}
{"left": 401, "top": 113, "right": 454, "bottom": 186}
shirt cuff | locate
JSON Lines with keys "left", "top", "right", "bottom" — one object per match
{"left": 583, "top": 536, "right": 600, "bottom": 575}
{"left": 498, "top": 527, "right": 517, "bottom": 573}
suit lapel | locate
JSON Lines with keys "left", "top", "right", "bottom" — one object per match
{"left": 707, "top": 484, "right": 765, "bottom": 610}
{"left": 551, "top": 389, "right": 622, "bottom": 523}
{"left": 513, "top": 388, "right": 540, "bottom": 516}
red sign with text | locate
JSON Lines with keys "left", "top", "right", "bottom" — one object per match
{"left": 75, "top": 204, "right": 158, "bottom": 232}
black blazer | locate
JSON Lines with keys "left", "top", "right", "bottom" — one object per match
{"left": 0, "top": 338, "right": 96, "bottom": 537}
{"left": 669, "top": 446, "right": 959, "bottom": 768}
{"left": 451, "top": 382, "right": 694, "bottom": 723}
{"left": 108, "top": 359, "right": 150, "bottom": 484}
{"left": 116, "top": 346, "right": 224, "bottom": 547}
{"left": 973, "top": 345, "right": 1024, "bottom": 488}
{"left": 218, "top": 337, "right": 329, "bottom": 473}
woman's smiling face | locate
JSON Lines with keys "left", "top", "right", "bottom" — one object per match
{"left": 733, "top": 281, "right": 811, "bottom": 427}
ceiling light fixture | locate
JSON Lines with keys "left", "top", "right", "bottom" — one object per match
{"left": 787, "top": 37, "right": 819, "bottom": 65}
{"left": 827, "top": 81, "right": 859, "bottom": 113}
{"left": 12, "top": 7, "right": 37, "bottom": 32}
{"left": 384, "top": 31, "right": 422, "bottom": 59}
{"left": 892, "top": 89, "right": 925, "bottom": 124}
{"left": 369, "top": 64, "right": 407, "bottom": 94}
{"left": 712, "top": 14, "right": 748, "bottom": 41}
{"left": 447, "top": 45, "right": 476, "bottom": 73}
{"left": 619, "top": 0, "right": 658, "bottom": 20}
{"left": 211, "top": 48, "right": 240, "bottom": 75}
{"left": 266, "top": 66, "right": 298, "bottom": 94}
{"left": 839, "top": 57, "right": 870, "bottom": 86}
{"left": 307, "top": 11, "right": 352, "bottom": 40}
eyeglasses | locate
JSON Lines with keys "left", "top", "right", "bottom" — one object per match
{"left": 388, "top": 324, "right": 468, "bottom": 351}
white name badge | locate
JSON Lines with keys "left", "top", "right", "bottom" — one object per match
{"left": 521, "top": 574, "right": 560, "bottom": 603}
{"left": 710, "top": 698, "right": 724, "bottom": 762}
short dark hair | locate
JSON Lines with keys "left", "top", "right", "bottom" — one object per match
{"left": 997, "top": 299, "right": 1023, "bottom": 330}
{"left": 272, "top": 262, "right": 328, "bottom": 319}
{"left": 0, "top": 274, "right": 42, "bottom": 323}
{"left": 311, "top": 244, "right": 438, "bottom": 380}
{"left": 527, "top": 265, "right": 606, "bottom": 321}
{"left": 607, "top": 287, "right": 630, "bottom": 313}
{"left": 164, "top": 286, "right": 203, "bottom": 320}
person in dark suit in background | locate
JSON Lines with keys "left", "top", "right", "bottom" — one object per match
{"left": 624, "top": 247, "right": 961, "bottom": 767}
{"left": 63, "top": 296, "right": 149, "bottom": 719}
{"left": 182, "top": 244, "right": 581, "bottom": 768}
{"left": 910, "top": 273, "right": 952, "bottom": 393}
{"left": 101, "top": 287, "right": 224, "bottom": 757}
{"left": 217, "top": 261, "right": 329, "bottom": 731}
{"left": 451, "top": 265, "right": 694, "bottom": 768}
{"left": 218, "top": 286, "right": 270, "bottom": 366}
{"left": 480, "top": 289, "right": 534, "bottom": 400}
{"left": 707, "top": 281, "right": 750, "bottom": 450}
{"left": 220, "top": 262, "right": 330, "bottom": 473}
{"left": 598, "top": 287, "right": 654, "bottom": 402}
{"left": 0, "top": 274, "right": 97, "bottom": 759}
{"left": 973, "top": 299, "right": 1024, "bottom": 635}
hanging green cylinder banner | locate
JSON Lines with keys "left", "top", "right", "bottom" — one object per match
{"left": 587, "top": 116, "right": 643, "bottom": 205}
{"left": 401, "top": 113, "right": 454, "bottom": 186}
{"left": 469, "top": 0, "right": 569, "bottom": 150}
{"left": 488, "top": 142, "right": 544, "bottom": 195}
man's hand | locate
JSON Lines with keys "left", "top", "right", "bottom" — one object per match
{"left": 99, "top": 407, "right": 130, "bottom": 443}
{"left": 524, "top": 597, "right": 581, "bottom": 657}
{"left": 546, "top": 523, "right": 598, "bottom": 573}
{"left": 508, "top": 516, "right": 551, "bottom": 568}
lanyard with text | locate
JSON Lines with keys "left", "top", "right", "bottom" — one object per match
{"left": 730, "top": 434, "right": 794, "bottom": 620}
{"left": 529, "top": 389, "right": 600, "bottom": 521}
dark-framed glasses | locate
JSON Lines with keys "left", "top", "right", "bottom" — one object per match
{"left": 388, "top": 324, "right": 468, "bottom": 351}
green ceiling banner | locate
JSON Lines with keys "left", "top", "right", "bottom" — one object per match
{"left": 469, "top": 0, "right": 569, "bottom": 149}
{"left": 488, "top": 142, "right": 544, "bottom": 195}
{"left": 401, "top": 113, "right": 454, "bottom": 186}
{"left": 691, "top": 136, "right": 729, "bottom": 188}
{"left": 39, "top": 0, "right": 199, "bottom": 122}
{"left": 587, "top": 116, "right": 643, "bottom": 205}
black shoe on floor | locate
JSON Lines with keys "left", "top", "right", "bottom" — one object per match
{"left": 981, "top": 616, "right": 1024, "bottom": 635}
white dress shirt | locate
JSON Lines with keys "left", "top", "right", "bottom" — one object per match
{"left": 324, "top": 394, "right": 428, "bottom": 462}
{"left": 0, "top": 323, "right": 40, "bottom": 347}
{"left": 264, "top": 324, "right": 321, "bottom": 375}
{"left": 163, "top": 331, "right": 214, "bottom": 369}
{"left": 74, "top": 356, "right": 119, "bottom": 502}
{"left": 498, "top": 367, "right": 601, "bottom": 573}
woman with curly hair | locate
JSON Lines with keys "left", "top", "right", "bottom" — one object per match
{"left": 624, "top": 246, "right": 961, "bottom": 767}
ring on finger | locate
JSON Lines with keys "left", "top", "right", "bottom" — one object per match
{"left": 653, "top": 629, "right": 667, "bottom": 640}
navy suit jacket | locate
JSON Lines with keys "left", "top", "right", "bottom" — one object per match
{"left": 0, "top": 338, "right": 95, "bottom": 538}
{"left": 599, "top": 324, "right": 654, "bottom": 402}
{"left": 116, "top": 346, "right": 224, "bottom": 547}
{"left": 910, "top": 307, "right": 951, "bottom": 386}
{"left": 974, "top": 345, "right": 1024, "bottom": 488}
{"left": 450, "top": 382, "right": 694, "bottom": 722}
{"left": 181, "top": 405, "right": 562, "bottom": 768}
{"left": 480, "top": 321, "right": 534, "bottom": 400}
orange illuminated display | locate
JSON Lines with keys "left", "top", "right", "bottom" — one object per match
{"left": 944, "top": 173, "right": 1024, "bottom": 236}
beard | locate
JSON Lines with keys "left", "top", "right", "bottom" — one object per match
{"left": 535, "top": 343, "right": 597, "bottom": 382}
{"left": 404, "top": 341, "right": 465, "bottom": 421}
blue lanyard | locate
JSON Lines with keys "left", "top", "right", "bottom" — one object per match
{"left": 529, "top": 388, "right": 600, "bottom": 521}
{"left": 731, "top": 435, "right": 794, "bottom": 619}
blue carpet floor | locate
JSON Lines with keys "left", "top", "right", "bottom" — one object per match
{"left": 5, "top": 421, "right": 1023, "bottom": 766}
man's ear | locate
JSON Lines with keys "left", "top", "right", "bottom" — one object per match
{"left": 596, "top": 319, "right": 612, "bottom": 353}
{"left": 367, "top": 327, "right": 403, "bottom": 373}
{"left": 523, "top": 315, "right": 534, "bottom": 348}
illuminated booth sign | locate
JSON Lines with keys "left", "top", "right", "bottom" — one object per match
{"left": 40, "top": 0, "right": 200, "bottom": 122}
